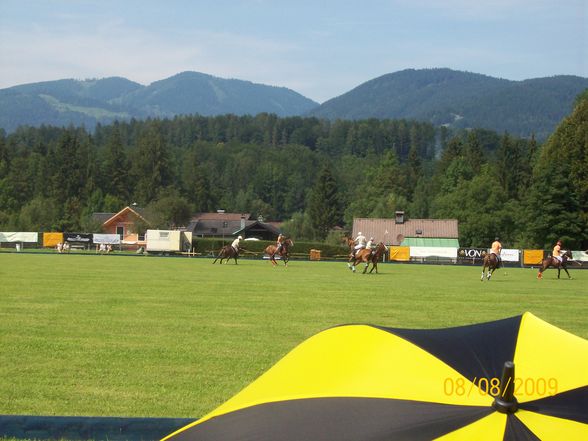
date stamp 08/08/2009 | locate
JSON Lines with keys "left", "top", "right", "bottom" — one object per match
{"left": 443, "top": 377, "right": 558, "bottom": 398}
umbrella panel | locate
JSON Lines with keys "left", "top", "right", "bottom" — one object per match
{"left": 376, "top": 315, "right": 522, "bottom": 385}
{"left": 167, "top": 397, "right": 493, "bottom": 441}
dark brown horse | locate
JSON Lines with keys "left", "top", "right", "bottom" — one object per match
{"left": 348, "top": 242, "right": 388, "bottom": 274}
{"left": 537, "top": 250, "right": 573, "bottom": 279}
{"left": 264, "top": 238, "right": 293, "bottom": 266}
{"left": 481, "top": 252, "right": 500, "bottom": 281}
{"left": 213, "top": 245, "right": 240, "bottom": 264}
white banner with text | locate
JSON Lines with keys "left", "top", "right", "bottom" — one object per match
{"left": 500, "top": 248, "right": 520, "bottom": 262}
{"left": 410, "top": 247, "right": 458, "bottom": 258}
{"left": 93, "top": 234, "right": 121, "bottom": 245}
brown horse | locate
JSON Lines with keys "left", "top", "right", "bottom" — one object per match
{"left": 345, "top": 236, "right": 360, "bottom": 265}
{"left": 343, "top": 236, "right": 355, "bottom": 254}
{"left": 537, "top": 250, "right": 573, "bottom": 279}
{"left": 481, "top": 252, "right": 500, "bottom": 281}
{"left": 348, "top": 242, "right": 388, "bottom": 274}
{"left": 213, "top": 245, "right": 240, "bottom": 264}
{"left": 264, "top": 238, "right": 293, "bottom": 266}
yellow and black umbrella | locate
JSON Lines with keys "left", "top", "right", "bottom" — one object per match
{"left": 162, "top": 312, "right": 587, "bottom": 440}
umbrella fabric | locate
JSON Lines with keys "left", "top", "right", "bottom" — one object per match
{"left": 162, "top": 312, "right": 587, "bottom": 441}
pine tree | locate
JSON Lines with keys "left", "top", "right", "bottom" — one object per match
{"left": 463, "top": 131, "right": 485, "bottom": 174}
{"left": 307, "top": 165, "right": 342, "bottom": 240}
{"left": 50, "top": 128, "right": 84, "bottom": 205}
{"left": 437, "top": 137, "right": 463, "bottom": 173}
{"left": 196, "top": 170, "right": 214, "bottom": 212}
{"left": 405, "top": 144, "right": 422, "bottom": 200}
{"left": 495, "top": 133, "right": 518, "bottom": 199}
{"left": 131, "top": 122, "right": 172, "bottom": 205}
{"left": 103, "top": 124, "right": 130, "bottom": 201}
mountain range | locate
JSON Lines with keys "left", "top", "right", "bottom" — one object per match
{"left": 1, "top": 68, "right": 587, "bottom": 139}
{"left": 310, "top": 68, "right": 588, "bottom": 140}
{"left": 0, "top": 72, "right": 318, "bottom": 133}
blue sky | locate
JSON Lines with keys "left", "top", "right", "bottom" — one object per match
{"left": 0, "top": 0, "right": 586, "bottom": 103}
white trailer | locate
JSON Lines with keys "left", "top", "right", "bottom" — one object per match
{"left": 145, "top": 230, "right": 193, "bottom": 254}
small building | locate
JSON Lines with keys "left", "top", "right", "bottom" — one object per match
{"left": 185, "top": 211, "right": 282, "bottom": 241}
{"left": 352, "top": 211, "right": 459, "bottom": 247}
{"left": 232, "top": 220, "right": 281, "bottom": 241}
{"left": 93, "top": 205, "right": 150, "bottom": 246}
{"left": 185, "top": 212, "right": 251, "bottom": 238}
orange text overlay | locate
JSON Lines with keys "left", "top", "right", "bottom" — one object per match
{"left": 443, "top": 377, "right": 558, "bottom": 398}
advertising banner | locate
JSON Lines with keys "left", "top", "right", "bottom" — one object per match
{"left": 389, "top": 246, "right": 410, "bottom": 261}
{"left": 457, "top": 248, "right": 487, "bottom": 261}
{"left": 572, "top": 250, "right": 588, "bottom": 261}
{"left": 524, "top": 250, "right": 544, "bottom": 265}
{"left": 93, "top": 234, "right": 121, "bottom": 245}
{"left": 0, "top": 232, "right": 39, "bottom": 242}
{"left": 409, "top": 247, "right": 458, "bottom": 259}
{"left": 500, "top": 248, "right": 520, "bottom": 262}
{"left": 43, "top": 232, "right": 64, "bottom": 247}
{"left": 571, "top": 250, "right": 588, "bottom": 268}
{"left": 64, "top": 233, "right": 93, "bottom": 244}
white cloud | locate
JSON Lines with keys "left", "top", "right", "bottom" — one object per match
{"left": 0, "top": 12, "right": 342, "bottom": 100}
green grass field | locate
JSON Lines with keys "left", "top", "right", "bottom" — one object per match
{"left": 0, "top": 253, "right": 586, "bottom": 420}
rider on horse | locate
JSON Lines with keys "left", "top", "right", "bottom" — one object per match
{"left": 270, "top": 233, "right": 285, "bottom": 260}
{"left": 275, "top": 233, "right": 285, "bottom": 255}
{"left": 366, "top": 237, "right": 375, "bottom": 257}
{"left": 552, "top": 240, "right": 564, "bottom": 263}
{"left": 231, "top": 235, "right": 243, "bottom": 254}
{"left": 490, "top": 237, "right": 502, "bottom": 267}
{"left": 537, "top": 239, "right": 573, "bottom": 279}
{"left": 352, "top": 232, "right": 367, "bottom": 258}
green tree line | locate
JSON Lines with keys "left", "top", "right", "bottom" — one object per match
{"left": 0, "top": 100, "right": 586, "bottom": 249}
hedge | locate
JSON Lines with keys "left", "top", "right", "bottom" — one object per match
{"left": 192, "top": 238, "right": 348, "bottom": 259}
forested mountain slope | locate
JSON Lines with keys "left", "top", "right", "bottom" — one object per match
{"left": 309, "top": 68, "right": 588, "bottom": 139}
{"left": 0, "top": 73, "right": 318, "bottom": 132}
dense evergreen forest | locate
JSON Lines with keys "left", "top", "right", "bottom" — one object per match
{"left": 1, "top": 93, "right": 586, "bottom": 249}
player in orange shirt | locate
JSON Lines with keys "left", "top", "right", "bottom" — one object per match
{"left": 552, "top": 240, "right": 563, "bottom": 263}
{"left": 490, "top": 236, "right": 502, "bottom": 267}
